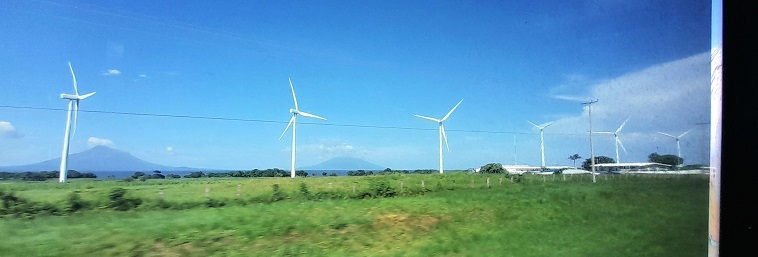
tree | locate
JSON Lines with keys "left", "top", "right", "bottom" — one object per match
{"left": 322, "top": 172, "right": 327, "bottom": 176}
{"left": 131, "top": 172, "right": 146, "bottom": 179}
{"left": 648, "top": 152, "right": 683, "bottom": 166}
{"left": 184, "top": 171, "right": 205, "bottom": 178}
{"left": 479, "top": 163, "right": 505, "bottom": 174}
{"left": 568, "top": 154, "right": 582, "bottom": 168}
{"left": 581, "top": 156, "right": 615, "bottom": 170}
{"left": 151, "top": 170, "right": 165, "bottom": 179}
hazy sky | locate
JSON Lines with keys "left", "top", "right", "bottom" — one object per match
{"left": 0, "top": 0, "right": 712, "bottom": 170}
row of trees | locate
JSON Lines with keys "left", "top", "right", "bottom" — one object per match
{"left": 575, "top": 152, "right": 685, "bottom": 170}
{"left": 0, "top": 170, "right": 97, "bottom": 181}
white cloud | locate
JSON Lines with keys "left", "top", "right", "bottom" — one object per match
{"left": 138, "top": 74, "right": 147, "bottom": 78}
{"left": 547, "top": 51, "right": 711, "bottom": 165}
{"left": 103, "top": 69, "right": 121, "bottom": 76}
{"left": 166, "top": 146, "right": 174, "bottom": 155}
{"left": 297, "top": 139, "right": 368, "bottom": 161}
{"left": 87, "top": 137, "right": 115, "bottom": 148}
{"left": 0, "top": 121, "right": 21, "bottom": 138}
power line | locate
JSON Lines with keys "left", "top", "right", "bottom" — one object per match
{"left": 0, "top": 105, "right": 585, "bottom": 136}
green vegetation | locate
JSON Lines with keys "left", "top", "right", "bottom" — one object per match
{"left": 479, "top": 163, "right": 506, "bottom": 174}
{"left": 568, "top": 154, "right": 582, "bottom": 167}
{"left": 648, "top": 152, "right": 684, "bottom": 166}
{"left": 0, "top": 172, "right": 708, "bottom": 257}
{"left": 0, "top": 170, "right": 97, "bottom": 181}
{"left": 581, "top": 156, "right": 616, "bottom": 170}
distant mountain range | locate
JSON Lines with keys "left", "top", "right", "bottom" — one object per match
{"left": 299, "top": 157, "right": 386, "bottom": 171}
{"left": 0, "top": 146, "right": 206, "bottom": 172}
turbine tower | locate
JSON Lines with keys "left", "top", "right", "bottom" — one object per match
{"left": 59, "top": 62, "right": 96, "bottom": 183}
{"left": 657, "top": 128, "right": 692, "bottom": 166}
{"left": 527, "top": 121, "right": 553, "bottom": 169}
{"left": 413, "top": 99, "right": 463, "bottom": 174}
{"left": 279, "top": 77, "right": 327, "bottom": 178}
{"left": 593, "top": 118, "right": 629, "bottom": 163}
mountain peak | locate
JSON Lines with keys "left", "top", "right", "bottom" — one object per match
{"left": 300, "top": 156, "right": 385, "bottom": 170}
{"left": 0, "top": 146, "right": 202, "bottom": 172}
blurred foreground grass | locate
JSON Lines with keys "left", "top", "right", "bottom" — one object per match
{"left": 0, "top": 173, "right": 708, "bottom": 257}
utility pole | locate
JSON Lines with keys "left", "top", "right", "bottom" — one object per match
{"left": 582, "top": 99, "right": 598, "bottom": 183}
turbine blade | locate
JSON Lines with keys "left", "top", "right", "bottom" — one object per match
{"left": 279, "top": 116, "right": 295, "bottom": 140}
{"left": 68, "top": 62, "right": 79, "bottom": 96}
{"left": 414, "top": 114, "right": 440, "bottom": 122}
{"left": 441, "top": 99, "right": 463, "bottom": 122}
{"left": 72, "top": 101, "right": 79, "bottom": 138}
{"left": 298, "top": 111, "right": 327, "bottom": 120}
{"left": 527, "top": 120, "right": 539, "bottom": 128}
{"left": 657, "top": 132, "right": 676, "bottom": 138}
{"left": 617, "top": 138, "right": 628, "bottom": 154}
{"left": 616, "top": 118, "right": 629, "bottom": 133}
{"left": 288, "top": 77, "right": 298, "bottom": 110}
{"left": 543, "top": 122, "right": 554, "bottom": 129}
{"left": 79, "top": 92, "right": 96, "bottom": 100}
{"left": 679, "top": 128, "right": 692, "bottom": 138}
{"left": 441, "top": 123, "right": 449, "bottom": 152}
{"left": 593, "top": 131, "right": 613, "bottom": 134}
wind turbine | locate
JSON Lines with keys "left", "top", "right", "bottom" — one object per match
{"left": 527, "top": 121, "right": 553, "bottom": 169}
{"left": 279, "top": 77, "right": 327, "bottom": 178}
{"left": 593, "top": 118, "right": 629, "bottom": 163}
{"left": 59, "top": 62, "right": 96, "bottom": 183}
{"left": 413, "top": 99, "right": 463, "bottom": 174}
{"left": 657, "top": 128, "right": 692, "bottom": 166}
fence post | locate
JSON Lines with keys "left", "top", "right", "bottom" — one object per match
{"left": 499, "top": 177, "right": 503, "bottom": 185}
{"left": 236, "top": 184, "right": 241, "bottom": 198}
{"left": 471, "top": 180, "right": 475, "bottom": 188}
{"left": 487, "top": 177, "right": 490, "bottom": 188}
{"left": 159, "top": 188, "right": 164, "bottom": 199}
{"left": 422, "top": 180, "right": 425, "bottom": 188}
{"left": 205, "top": 187, "right": 209, "bottom": 198}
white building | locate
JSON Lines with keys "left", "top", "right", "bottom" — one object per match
{"left": 592, "top": 162, "right": 673, "bottom": 173}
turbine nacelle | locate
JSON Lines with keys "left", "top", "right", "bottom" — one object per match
{"left": 60, "top": 92, "right": 96, "bottom": 100}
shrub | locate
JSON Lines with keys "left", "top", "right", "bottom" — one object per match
{"left": 271, "top": 184, "right": 285, "bottom": 202}
{"left": 206, "top": 198, "right": 226, "bottom": 208}
{"left": 65, "top": 191, "right": 89, "bottom": 213}
{"left": 366, "top": 179, "right": 395, "bottom": 198}
{"left": 299, "top": 183, "right": 311, "bottom": 199}
{"left": 108, "top": 188, "right": 143, "bottom": 211}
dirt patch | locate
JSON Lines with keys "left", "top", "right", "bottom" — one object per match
{"left": 373, "top": 213, "right": 440, "bottom": 232}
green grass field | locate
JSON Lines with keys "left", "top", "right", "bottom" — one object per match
{"left": 0, "top": 173, "right": 709, "bottom": 257}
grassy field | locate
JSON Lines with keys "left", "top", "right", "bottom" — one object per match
{"left": 0, "top": 173, "right": 709, "bottom": 257}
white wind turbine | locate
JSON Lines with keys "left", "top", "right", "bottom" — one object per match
{"left": 279, "top": 77, "right": 327, "bottom": 178}
{"left": 59, "top": 62, "right": 96, "bottom": 183}
{"left": 527, "top": 121, "right": 553, "bottom": 169}
{"left": 593, "top": 118, "right": 629, "bottom": 163}
{"left": 413, "top": 99, "right": 463, "bottom": 174}
{"left": 657, "top": 128, "right": 692, "bottom": 166}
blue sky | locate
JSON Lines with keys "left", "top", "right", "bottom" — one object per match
{"left": 1, "top": 0, "right": 713, "bottom": 171}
